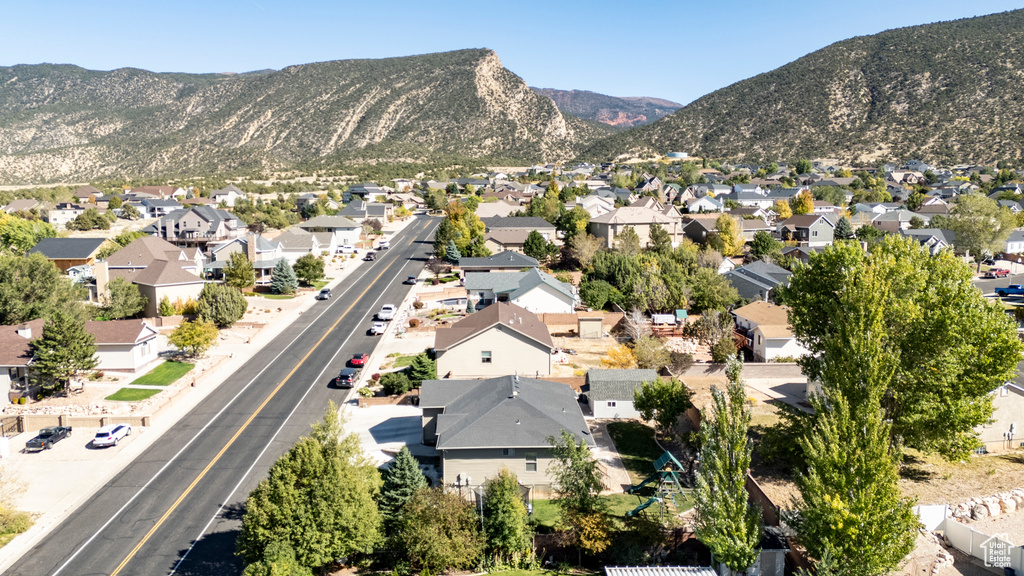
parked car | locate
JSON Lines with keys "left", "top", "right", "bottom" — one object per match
{"left": 369, "top": 322, "right": 387, "bottom": 336}
{"left": 350, "top": 353, "right": 368, "bottom": 367}
{"left": 317, "top": 288, "right": 332, "bottom": 300}
{"left": 334, "top": 367, "right": 358, "bottom": 388}
{"left": 378, "top": 239, "right": 390, "bottom": 250}
{"left": 996, "top": 284, "right": 1024, "bottom": 297}
{"left": 25, "top": 426, "right": 72, "bottom": 452}
{"left": 376, "top": 304, "right": 397, "bottom": 321}
{"left": 364, "top": 251, "right": 376, "bottom": 261}
{"left": 337, "top": 245, "right": 357, "bottom": 254}
{"left": 405, "top": 276, "right": 418, "bottom": 285}
{"left": 92, "top": 424, "right": 131, "bottom": 448}
{"left": 986, "top": 268, "right": 1010, "bottom": 279}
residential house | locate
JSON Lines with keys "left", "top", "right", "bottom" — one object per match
{"left": 141, "top": 198, "right": 183, "bottom": 218}
{"left": 776, "top": 214, "right": 835, "bottom": 248}
{"left": 274, "top": 227, "right": 336, "bottom": 263}
{"left": 386, "top": 193, "right": 425, "bottom": 212}
{"left": 147, "top": 206, "right": 245, "bottom": 249}
{"left": 458, "top": 251, "right": 539, "bottom": 274}
{"left": 779, "top": 245, "right": 822, "bottom": 265}
{"left": 915, "top": 196, "right": 951, "bottom": 215}
{"left": 585, "top": 369, "right": 659, "bottom": 418}
{"left": 72, "top": 185, "right": 103, "bottom": 203}
{"left": 297, "top": 215, "right": 361, "bottom": 247}
{"left": 729, "top": 206, "right": 774, "bottom": 223}
{"left": 28, "top": 237, "right": 107, "bottom": 273}
{"left": 999, "top": 200, "right": 1023, "bottom": 213}
{"left": 739, "top": 215, "right": 774, "bottom": 241}
{"left": 812, "top": 201, "right": 842, "bottom": 215}
{"left": 591, "top": 187, "right": 635, "bottom": 204}
{"left": 420, "top": 374, "right": 593, "bottom": 488}
{"left": 86, "top": 319, "right": 160, "bottom": 372}
{"left": 721, "top": 191, "right": 773, "bottom": 209}
{"left": 685, "top": 195, "right": 724, "bottom": 213}
{"left": 901, "top": 228, "right": 955, "bottom": 255}
{"left": 338, "top": 200, "right": 393, "bottom": 223}
{"left": 483, "top": 217, "right": 557, "bottom": 241}
{"left": 1005, "top": 230, "right": 1024, "bottom": 254}
{"left": 129, "top": 185, "right": 186, "bottom": 199}
{"left": 347, "top": 182, "right": 391, "bottom": 201}
{"left": 464, "top": 268, "right": 577, "bottom": 314}
{"left": 474, "top": 200, "right": 520, "bottom": 219}
{"left": 207, "top": 233, "right": 284, "bottom": 285}
{"left": 681, "top": 214, "right": 718, "bottom": 244}
{"left": 2, "top": 199, "right": 44, "bottom": 214}
{"left": 434, "top": 302, "right": 554, "bottom": 379}
{"left": 870, "top": 209, "right": 928, "bottom": 234}
{"left": 108, "top": 259, "right": 206, "bottom": 318}
{"left": 209, "top": 184, "right": 245, "bottom": 207}
{"left": 589, "top": 207, "right": 682, "bottom": 249}
{"left": 105, "top": 236, "right": 204, "bottom": 276}
{"left": 724, "top": 260, "right": 792, "bottom": 301}
{"left": 44, "top": 202, "right": 88, "bottom": 228}
{"left": 732, "top": 301, "right": 809, "bottom": 362}
{"left": 0, "top": 320, "right": 42, "bottom": 402}
{"left": 977, "top": 362, "right": 1024, "bottom": 452}
{"left": 636, "top": 175, "right": 663, "bottom": 195}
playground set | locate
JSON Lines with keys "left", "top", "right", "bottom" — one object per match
{"left": 624, "top": 450, "right": 691, "bottom": 520}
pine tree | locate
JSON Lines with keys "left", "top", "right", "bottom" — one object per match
{"left": 833, "top": 216, "right": 854, "bottom": 240}
{"left": 466, "top": 297, "right": 476, "bottom": 313}
{"left": 407, "top": 353, "right": 437, "bottom": 385}
{"left": 30, "top": 311, "right": 98, "bottom": 394}
{"left": 270, "top": 259, "right": 298, "bottom": 295}
{"left": 443, "top": 239, "right": 461, "bottom": 264}
{"left": 613, "top": 226, "right": 641, "bottom": 256}
{"left": 648, "top": 223, "right": 672, "bottom": 253}
{"left": 483, "top": 468, "right": 532, "bottom": 566}
{"left": 693, "top": 358, "right": 762, "bottom": 574}
{"left": 378, "top": 446, "right": 426, "bottom": 536}
{"left": 159, "top": 296, "right": 175, "bottom": 317}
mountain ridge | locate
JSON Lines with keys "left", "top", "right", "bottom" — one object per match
{"left": 531, "top": 88, "right": 680, "bottom": 127}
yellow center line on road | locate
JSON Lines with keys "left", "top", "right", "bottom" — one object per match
{"left": 109, "top": 221, "right": 429, "bottom": 576}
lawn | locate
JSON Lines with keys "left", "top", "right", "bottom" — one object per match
{"left": 312, "top": 278, "right": 333, "bottom": 290}
{"left": 130, "top": 360, "right": 193, "bottom": 387}
{"left": 105, "top": 388, "right": 162, "bottom": 402}
{"left": 392, "top": 354, "right": 419, "bottom": 368}
{"left": 262, "top": 293, "right": 295, "bottom": 300}
{"left": 606, "top": 421, "right": 664, "bottom": 485}
{"left": 531, "top": 493, "right": 681, "bottom": 531}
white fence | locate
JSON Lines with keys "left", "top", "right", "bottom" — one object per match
{"left": 943, "top": 519, "right": 1024, "bottom": 572}
{"left": 914, "top": 504, "right": 949, "bottom": 531}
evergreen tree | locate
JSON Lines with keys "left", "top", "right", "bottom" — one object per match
{"left": 102, "top": 277, "right": 148, "bottom": 319}
{"left": 693, "top": 358, "right": 762, "bottom": 574}
{"left": 120, "top": 204, "right": 141, "bottom": 220}
{"left": 223, "top": 251, "right": 256, "bottom": 289}
{"left": 30, "top": 311, "right": 98, "bottom": 394}
{"left": 523, "top": 230, "right": 554, "bottom": 261}
{"left": 833, "top": 216, "right": 854, "bottom": 240}
{"left": 270, "top": 259, "right": 298, "bottom": 295}
{"left": 238, "top": 403, "right": 382, "bottom": 572}
{"left": 378, "top": 446, "right": 426, "bottom": 536}
{"left": 444, "top": 239, "right": 461, "bottom": 264}
{"left": 107, "top": 195, "right": 123, "bottom": 209}
{"left": 407, "top": 352, "right": 437, "bottom": 385}
{"left": 293, "top": 254, "right": 324, "bottom": 286}
{"left": 614, "top": 226, "right": 642, "bottom": 256}
{"left": 648, "top": 223, "right": 672, "bottom": 254}
{"left": 197, "top": 283, "right": 248, "bottom": 328}
{"left": 483, "top": 468, "right": 532, "bottom": 566}
{"left": 158, "top": 296, "right": 175, "bottom": 317}
{"left": 466, "top": 297, "right": 476, "bottom": 313}
{"left": 749, "top": 230, "right": 782, "bottom": 261}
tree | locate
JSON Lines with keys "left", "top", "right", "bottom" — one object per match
{"left": 119, "top": 204, "right": 141, "bottom": 220}
{"left": 293, "top": 254, "right": 324, "bottom": 286}
{"left": 833, "top": 216, "right": 854, "bottom": 240}
{"left": 648, "top": 223, "right": 672, "bottom": 254}
{"left": 749, "top": 231, "right": 781, "bottom": 261}
{"left": 107, "top": 195, "right": 123, "bottom": 209}
{"left": 197, "top": 283, "right": 248, "bottom": 328}
{"left": 270, "top": 260, "right": 298, "bottom": 295}
{"left": 223, "top": 252, "right": 256, "bottom": 289}
{"left": 633, "top": 376, "right": 694, "bottom": 434}
{"left": 394, "top": 487, "right": 484, "bottom": 572}
{"left": 906, "top": 191, "right": 925, "bottom": 211}
{"left": 0, "top": 253, "right": 86, "bottom": 324}
{"left": 621, "top": 307, "right": 650, "bottom": 342}
{"left": 0, "top": 213, "right": 57, "bottom": 254}
{"left": 30, "top": 311, "right": 98, "bottom": 395}
{"left": 242, "top": 541, "right": 313, "bottom": 576}
{"left": 238, "top": 403, "right": 382, "bottom": 572}
{"left": 102, "top": 277, "right": 148, "bottom": 319}
{"left": 794, "top": 159, "right": 813, "bottom": 174}
{"left": 547, "top": 429, "right": 604, "bottom": 516}
{"left": 444, "top": 239, "right": 462, "bottom": 264}
{"left": 789, "top": 191, "right": 814, "bottom": 215}
{"left": 569, "top": 233, "right": 603, "bottom": 270}
{"left": 378, "top": 446, "right": 426, "bottom": 536}
{"left": 380, "top": 371, "right": 413, "bottom": 396}
{"left": 908, "top": 215, "right": 925, "bottom": 229}
{"left": 772, "top": 199, "right": 792, "bottom": 220}
{"left": 158, "top": 296, "right": 175, "bottom": 317}
{"left": 781, "top": 235, "right": 1023, "bottom": 460}
{"left": 632, "top": 335, "right": 671, "bottom": 370}
{"left": 947, "top": 193, "right": 1016, "bottom": 262}
{"left": 712, "top": 214, "right": 744, "bottom": 257}
{"left": 407, "top": 352, "right": 436, "bottom": 385}
{"left": 601, "top": 343, "right": 637, "bottom": 368}
{"left": 483, "top": 468, "right": 532, "bottom": 566}
{"left": 693, "top": 358, "right": 762, "bottom": 574}
{"left": 855, "top": 224, "right": 884, "bottom": 242}
{"left": 688, "top": 267, "right": 740, "bottom": 312}
{"left": 711, "top": 335, "right": 737, "bottom": 363}
{"left": 558, "top": 206, "right": 590, "bottom": 240}
{"left": 614, "top": 226, "right": 642, "bottom": 256}
{"left": 169, "top": 320, "right": 218, "bottom": 357}
{"left": 523, "top": 230, "right": 554, "bottom": 262}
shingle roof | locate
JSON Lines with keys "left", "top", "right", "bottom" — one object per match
{"left": 105, "top": 236, "right": 184, "bottom": 268}
{"left": 298, "top": 215, "right": 360, "bottom": 229}
{"left": 434, "top": 302, "right": 554, "bottom": 351}
{"left": 464, "top": 268, "right": 575, "bottom": 301}
{"left": 484, "top": 229, "right": 531, "bottom": 246}
{"left": 28, "top": 238, "right": 107, "bottom": 260}
{"left": 131, "top": 260, "right": 205, "bottom": 287}
{"left": 422, "top": 375, "right": 594, "bottom": 449}
{"left": 732, "top": 301, "right": 793, "bottom": 338}
{"left": 0, "top": 319, "right": 44, "bottom": 367}
{"left": 586, "top": 369, "right": 659, "bottom": 401}
{"left": 778, "top": 214, "right": 833, "bottom": 228}
{"left": 483, "top": 216, "right": 554, "bottom": 230}
{"left": 724, "top": 261, "right": 792, "bottom": 300}
{"left": 459, "top": 250, "right": 538, "bottom": 270}
{"left": 591, "top": 207, "right": 676, "bottom": 225}
{"left": 274, "top": 228, "right": 317, "bottom": 249}
{"left": 85, "top": 319, "right": 157, "bottom": 345}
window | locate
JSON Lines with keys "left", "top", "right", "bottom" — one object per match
{"left": 525, "top": 452, "right": 537, "bottom": 472}
{"left": 481, "top": 351, "right": 492, "bottom": 363}
{"left": 607, "top": 401, "right": 617, "bottom": 407}
{"left": 503, "top": 448, "right": 516, "bottom": 457}
{"left": 812, "top": 230, "right": 818, "bottom": 237}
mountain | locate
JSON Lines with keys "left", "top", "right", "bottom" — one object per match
{"left": 582, "top": 9, "right": 1024, "bottom": 164}
{"left": 532, "top": 88, "right": 681, "bottom": 127}
{"left": 0, "top": 49, "right": 606, "bottom": 183}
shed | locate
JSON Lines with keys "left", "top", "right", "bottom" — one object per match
{"left": 578, "top": 312, "right": 605, "bottom": 339}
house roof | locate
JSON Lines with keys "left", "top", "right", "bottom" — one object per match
{"left": 105, "top": 236, "right": 185, "bottom": 268}
{"left": 732, "top": 301, "right": 793, "bottom": 338}
{"left": 28, "top": 237, "right": 107, "bottom": 260}
{"left": 483, "top": 216, "right": 554, "bottom": 230}
{"left": 724, "top": 261, "right": 792, "bottom": 300}
{"left": 274, "top": 228, "right": 318, "bottom": 250}
{"left": 778, "top": 214, "right": 834, "bottom": 228}
{"left": 465, "top": 269, "right": 575, "bottom": 301}
{"left": 3, "top": 199, "right": 43, "bottom": 213}
{"left": 0, "top": 319, "right": 44, "bottom": 367}
{"left": 590, "top": 207, "right": 676, "bottom": 225}
{"left": 73, "top": 185, "right": 102, "bottom": 198}
{"left": 459, "top": 250, "right": 538, "bottom": 270}
{"left": 473, "top": 200, "right": 520, "bottom": 219}
{"left": 434, "top": 302, "right": 554, "bottom": 352}
{"left": 131, "top": 260, "right": 205, "bottom": 287}
{"left": 484, "top": 229, "right": 532, "bottom": 247}
{"left": 298, "top": 215, "right": 360, "bottom": 230}
{"left": 85, "top": 319, "right": 157, "bottom": 345}
{"left": 421, "top": 375, "right": 594, "bottom": 450}
{"left": 586, "top": 369, "right": 659, "bottom": 402}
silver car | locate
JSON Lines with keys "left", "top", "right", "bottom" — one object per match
{"left": 92, "top": 424, "right": 131, "bottom": 448}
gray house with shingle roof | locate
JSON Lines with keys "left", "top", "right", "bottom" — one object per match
{"left": 420, "top": 374, "right": 594, "bottom": 487}
{"left": 585, "top": 369, "right": 658, "bottom": 419}
{"left": 724, "top": 260, "right": 792, "bottom": 301}
{"left": 464, "top": 268, "right": 577, "bottom": 314}
{"left": 459, "top": 250, "right": 538, "bottom": 273}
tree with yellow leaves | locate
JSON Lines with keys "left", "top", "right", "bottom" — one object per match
{"left": 713, "top": 214, "right": 745, "bottom": 257}
{"left": 772, "top": 199, "right": 792, "bottom": 220}
{"left": 602, "top": 344, "right": 637, "bottom": 369}
{"left": 789, "top": 190, "right": 814, "bottom": 215}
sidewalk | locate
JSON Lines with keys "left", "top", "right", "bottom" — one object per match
{"left": 0, "top": 215, "right": 421, "bottom": 572}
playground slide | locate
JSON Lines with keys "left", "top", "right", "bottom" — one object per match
{"left": 625, "top": 497, "right": 660, "bottom": 518}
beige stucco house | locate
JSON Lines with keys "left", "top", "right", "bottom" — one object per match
{"left": 588, "top": 206, "right": 682, "bottom": 249}
{"left": 434, "top": 302, "right": 554, "bottom": 379}
{"left": 420, "top": 375, "right": 595, "bottom": 488}
{"left": 732, "top": 301, "right": 809, "bottom": 362}
{"left": 977, "top": 365, "right": 1024, "bottom": 452}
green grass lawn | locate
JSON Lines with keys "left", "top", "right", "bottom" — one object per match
{"left": 606, "top": 421, "right": 665, "bottom": 485}
{"left": 262, "top": 293, "right": 295, "bottom": 300}
{"left": 312, "top": 278, "right": 333, "bottom": 290}
{"left": 130, "top": 360, "right": 193, "bottom": 387}
{"left": 105, "top": 388, "right": 162, "bottom": 402}
{"left": 531, "top": 494, "right": 656, "bottom": 530}
{"left": 392, "top": 354, "right": 419, "bottom": 368}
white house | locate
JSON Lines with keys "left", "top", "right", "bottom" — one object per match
{"left": 86, "top": 319, "right": 161, "bottom": 373}
{"left": 732, "top": 301, "right": 809, "bottom": 362}
{"left": 586, "top": 369, "right": 659, "bottom": 418}
{"left": 297, "top": 215, "right": 361, "bottom": 248}
{"left": 464, "top": 268, "right": 577, "bottom": 314}
{"left": 210, "top": 185, "right": 245, "bottom": 207}
{"left": 1006, "top": 230, "right": 1024, "bottom": 254}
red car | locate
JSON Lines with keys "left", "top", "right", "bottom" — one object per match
{"left": 350, "top": 353, "right": 369, "bottom": 367}
{"left": 986, "top": 268, "right": 1010, "bottom": 279}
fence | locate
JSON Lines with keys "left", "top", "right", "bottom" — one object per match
{"left": 0, "top": 416, "right": 20, "bottom": 437}
{"left": 943, "top": 518, "right": 1024, "bottom": 572}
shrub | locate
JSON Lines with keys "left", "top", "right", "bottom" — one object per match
{"left": 711, "top": 335, "right": 738, "bottom": 363}
{"left": 380, "top": 371, "right": 413, "bottom": 396}
{"left": 357, "top": 387, "right": 373, "bottom": 397}
{"left": 371, "top": 373, "right": 381, "bottom": 382}
{"left": 18, "top": 397, "right": 26, "bottom": 404}
{"left": 412, "top": 300, "right": 424, "bottom": 310}
{"left": 409, "top": 318, "right": 420, "bottom": 328}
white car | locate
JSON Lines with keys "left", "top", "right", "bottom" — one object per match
{"left": 92, "top": 423, "right": 131, "bottom": 447}
{"left": 378, "top": 240, "right": 390, "bottom": 250}
{"left": 376, "top": 304, "right": 397, "bottom": 321}
{"left": 369, "top": 322, "right": 387, "bottom": 336}
{"left": 337, "top": 245, "right": 357, "bottom": 254}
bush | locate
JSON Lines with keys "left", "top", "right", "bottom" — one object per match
{"left": 196, "top": 283, "right": 248, "bottom": 328}
{"left": 409, "top": 318, "right": 420, "bottom": 328}
{"left": 18, "top": 397, "right": 26, "bottom": 404}
{"left": 412, "top": 301, "right": 424, "bottom": 310}
{"left": 371, "top": 373, "right": 381, "bottom": 382}
{"left": 380, "top": 371, "right": 413, "bottom": 395}
{"left": 357, "top": 387, "right": 374, "bottom": 397}
{"left": 711, "top": 335, "right": 738, "bottom": 363}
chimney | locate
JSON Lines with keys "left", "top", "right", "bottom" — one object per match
{"left": 15, "top": 324, "right": 31, "bottom": 339}
{"left": 246, "top": 233, "right": 257, "bottom": 262}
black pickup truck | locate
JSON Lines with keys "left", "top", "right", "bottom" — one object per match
{"left": 25, "top": 426, "right": 72, "bottom": 451}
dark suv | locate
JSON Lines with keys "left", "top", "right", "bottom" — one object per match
{"left": 334, "top": 367, "right": 358, "bottom": 388}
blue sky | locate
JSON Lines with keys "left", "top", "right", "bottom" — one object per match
{"left": 2, "top": 0, "right": 1022, "bottom": 104}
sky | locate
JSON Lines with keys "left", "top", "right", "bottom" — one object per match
{"left": 2, "top": 0, "right": 1023, "bottom": 105}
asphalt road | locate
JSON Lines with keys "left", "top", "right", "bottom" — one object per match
{"left": 5, "top": 215, "right": 439, "bottom": 576}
